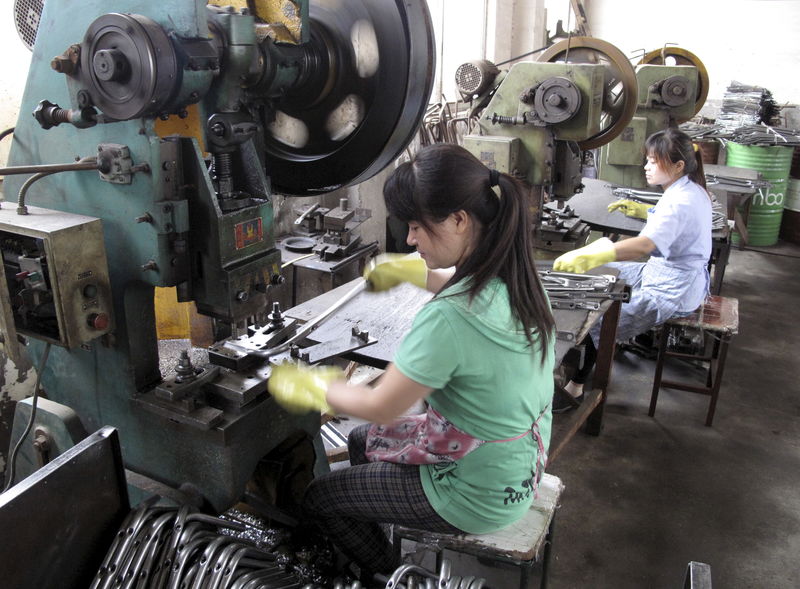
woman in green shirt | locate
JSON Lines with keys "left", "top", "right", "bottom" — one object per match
{"left": 298, "top": 143, "right": 555, "bottom": 578}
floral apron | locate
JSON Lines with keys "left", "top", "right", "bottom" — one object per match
{"left": 365, "top": 404, "right": 550, "bottom": 496}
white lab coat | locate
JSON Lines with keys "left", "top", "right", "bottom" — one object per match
{"left": 592, "top": 175, "right": 713, "bottom": 344}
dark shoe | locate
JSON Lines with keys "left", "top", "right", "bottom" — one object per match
{"left": 552, "top": 391, "right": 584, "bottom": 414}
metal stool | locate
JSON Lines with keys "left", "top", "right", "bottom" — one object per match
{"left": 649, "top": 296, "right": 739, "bottom": 426}
{"left": 392, "top": 473, "right": 564, "bottom": 589}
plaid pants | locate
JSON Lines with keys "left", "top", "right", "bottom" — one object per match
{"left": 302, "top": 424, "right": 460, "bottom": 574}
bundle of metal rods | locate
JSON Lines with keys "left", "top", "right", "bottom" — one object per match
{"left": 538, "top": 271, "right": 629, "bottom": 311}
{"left": 724, "top": 124, "right": 800, "bottom": 146}
{"left": 717, "top": 81, "right": 781, "bottom": 131}
{"left": 90, "top": 503, "right": 308, "bottom": 589}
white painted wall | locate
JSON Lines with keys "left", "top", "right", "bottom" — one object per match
{"left": 0, "top": 11, "right": 33, "bottom": 168}
{"left": 583, "top": 0, "right": 800, "bottom": 117}
{"left": 427, "top": 0, "right": 547, "bottom": 103}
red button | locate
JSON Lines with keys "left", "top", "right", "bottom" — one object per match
{"left": 88, "top": 313, "right": 110, "bottom": 330}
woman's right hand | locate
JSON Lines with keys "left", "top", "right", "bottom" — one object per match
{"left": 267, "top": 362, "right": 343, "bottom": 414}
{"left": 363, "top": 253, "right": 427, "bottom": 291}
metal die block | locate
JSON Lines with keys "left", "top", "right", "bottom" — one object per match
{"left": 134, "top": 392, "right": 224, "bottom": 430}
{"left": 205, "top": 364, "right": 271, "bottom": 412}
{"left": 0, "top": 205, "right": 113, "bottom": 348}
{"left": 605, "top": 116, "right": 647, "bottom": 166}
{"left": 208, "top": 318, "right": 298, "bottom": 370}
{"left": 323, "top": 207, "right": 355, "bottom": 231}
{"left": 463, "top": 135, "right": 520, "bottom": 174}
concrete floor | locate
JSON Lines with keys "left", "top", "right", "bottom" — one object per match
{"left": 544, "top": 242, "right": 800, "bottom": 589}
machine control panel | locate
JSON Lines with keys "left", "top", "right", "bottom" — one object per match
{"left": 0, "top": 206, "right": 114, "bottom": 348}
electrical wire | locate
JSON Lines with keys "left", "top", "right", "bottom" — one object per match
{"left": 0, "top": 127, "right": 14, "bottom": 142}
{"left": 2, "top": 342, "right": 51, "bottom": 493}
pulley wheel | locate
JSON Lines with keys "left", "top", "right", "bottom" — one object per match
{"left": 538, "top": 37, "right": 638, "bottom": 150}
{"left": 262, "top": 0, "right": 435, "bottom": 196}
{"left": 638, "top": 47, "right": 709, "bottom": 122}
{"left": 80, "top": 13, "right": 180, "bottom": 121}
{"left": 534, "top": 77, "right": 582, "bottom": 124}
{"left": 660, "top": 75, "right": 691, "bottom": 108}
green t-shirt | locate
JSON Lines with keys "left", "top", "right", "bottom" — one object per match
{"left": 393, "top": 278, "right": 554, "bottom": 534}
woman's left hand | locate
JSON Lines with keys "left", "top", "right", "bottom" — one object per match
{"left": 607, "top": 199, "right": 650, "bottom": 220}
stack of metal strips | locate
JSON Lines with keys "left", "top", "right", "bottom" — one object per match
{"left": 724, "top": 124, "right": 800, "bottom": 146}
{"left": 717, "top": 81, "right": 781, "bottom": 131}
{"left": 705, "top": 172, "right": 772, "bottom": 190}
{"left": 680, "top": 122, "right": 725, "bottom": 141}
{"left": 90, "top": 503, "right": 308, "bottom": 589}
{"left": 538, "top": 271, "right": 629, "bottom": 311}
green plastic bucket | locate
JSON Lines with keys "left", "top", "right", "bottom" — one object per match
{"left": 726, "top": 142, "right": 794, "bottom": 246}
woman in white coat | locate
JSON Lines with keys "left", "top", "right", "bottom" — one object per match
{"left": 553, "top": 127, "right": 712, "bottom": 408}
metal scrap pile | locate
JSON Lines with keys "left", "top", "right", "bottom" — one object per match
{"left": 680, "top": 82, "right": 800, "bottom": 147}
{"left": 723, "top": 124, "right": 800, "bottom": 146}
{"left": 717, "top": 81, "right": 781, "bottom": 131}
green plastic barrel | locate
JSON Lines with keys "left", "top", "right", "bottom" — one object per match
{"left": 726, "top": 142, "right": 794, "bottom": 246}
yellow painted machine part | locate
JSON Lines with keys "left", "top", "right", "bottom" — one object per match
{"left": 154, "top": 286, "right": 191, "bottom": 340}
{"left": 208, "top": 0, "right": 303, "bottom": 43}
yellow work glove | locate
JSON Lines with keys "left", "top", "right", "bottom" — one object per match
{"left": 267, "top": 362, "right": 343, "bottom": 414}
{"left": 607, "top": 199, "right": 650, "bottom": 220}
{"left": 552, "top": 237, "right": 617, "bottom": 274}
{"left": 363, "top": 253, "right": 427, "bottom": 292}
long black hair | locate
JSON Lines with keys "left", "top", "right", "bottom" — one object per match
{"left": 383, "top": 143, "right": 554, "bottom": 360}
{"left": 645, "top": 127, "right": 706, "bottom": 189}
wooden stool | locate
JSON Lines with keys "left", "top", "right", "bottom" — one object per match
{"left": 649, "top": 296, "right": 739, "bottom": 426}
{"left": 392, "top": 473, "right": 564, "bottom": 589}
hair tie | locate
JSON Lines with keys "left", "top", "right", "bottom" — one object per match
{"left": 488, "top": 168, "right": 500, "bottom": 187}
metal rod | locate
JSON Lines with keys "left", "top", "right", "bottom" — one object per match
{"left": 0, "top": 160, "right": 100, "bottom": 175}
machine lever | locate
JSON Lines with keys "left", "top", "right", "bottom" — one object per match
{"left": 294, "top": 203, "right": 320, "bottom": 225}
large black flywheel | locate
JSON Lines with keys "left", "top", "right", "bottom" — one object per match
{"left": 262, "top": 0, "right": 435, "bottom": 196}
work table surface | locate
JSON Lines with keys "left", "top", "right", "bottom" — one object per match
{"left": 285, "top": 269, "right": 623, "bottom": 368}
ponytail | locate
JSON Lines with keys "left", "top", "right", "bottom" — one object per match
{"left": 689, "top": 144, "right": 706, "bottom": 189}
{"left": 383, "top": 144, "right": 554, "bottom": 360}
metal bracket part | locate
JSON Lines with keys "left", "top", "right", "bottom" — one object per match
{"left": 97, "top": 143, "right": 134, "bottom": 184}
{"left": 289, "top": 326, "right": 376, "bottom": 364}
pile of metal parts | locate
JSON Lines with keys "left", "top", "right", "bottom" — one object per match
{"left": 91, "top": 502, "right": 356, "bottom": 589}
{"left": 538, "top": 270, "right": 629, "bottom": 311}
{"left": 384, "top": 560, "right": 485, "bottom": 589}
{"left": 717, "top": 81, "right": 781, "bottom": 131}
{"left": 722, "top": 124, "right": 800, "bottom": 147}
{"left": 92, "top": 500, "right": 481, "bottom": 589}
{"left": 91, "top": 503, "right": 304, "bottom": 589}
